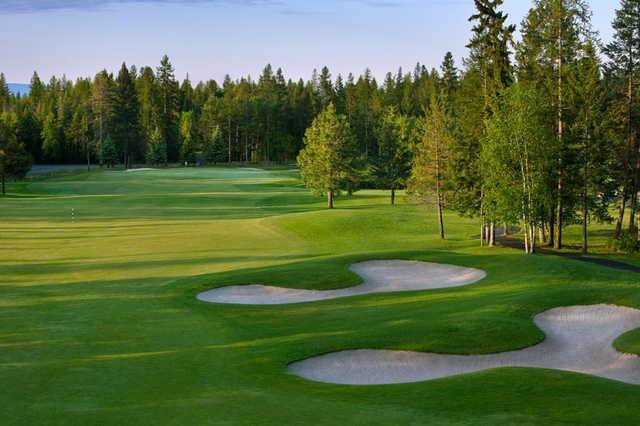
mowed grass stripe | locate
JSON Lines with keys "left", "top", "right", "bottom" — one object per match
{"left": 1, "top": 167, "right": 639, "bottom": 425}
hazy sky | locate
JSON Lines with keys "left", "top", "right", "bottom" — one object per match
{"left": 0, "top": 0, "right": 619, "bottom": 84}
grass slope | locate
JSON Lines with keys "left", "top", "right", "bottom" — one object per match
{"left": 1, "top": 167, "right": 639, "bottom": 425}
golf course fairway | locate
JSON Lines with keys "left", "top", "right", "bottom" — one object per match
{"left": 2, "top": 167, "right": 640, "bottom": 425}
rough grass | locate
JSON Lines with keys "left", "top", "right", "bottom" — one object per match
{"left": 1, "top": 167, "right": 639, "bottom": 425}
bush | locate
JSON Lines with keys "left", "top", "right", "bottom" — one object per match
{"left": 614, "top": 228, "right": 640, "bottom": 253}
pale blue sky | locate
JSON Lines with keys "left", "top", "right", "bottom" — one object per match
{"left": 0, "top": 0, "right": 618, "bottom": 84}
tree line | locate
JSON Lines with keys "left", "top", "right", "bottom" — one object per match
{"left": 298, "top": 0, "right": 640, "bottom": 254}
{"left": 0, "top": 54, "right": 443, "bottom": 168}
{"left": 2, "top": 0, "right": 640, "bottom": 254}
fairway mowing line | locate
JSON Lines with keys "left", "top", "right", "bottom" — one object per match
{"left": 288, "top": 304, "right": 640, "bottom": 385}
{"left": 196, "top": 260, "right": 486, "bottom": 305}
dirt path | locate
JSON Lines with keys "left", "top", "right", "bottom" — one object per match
{"left": 497, "top": 237, "right": 640, "bottom": 273}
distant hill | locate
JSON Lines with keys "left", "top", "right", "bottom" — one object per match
{"left": 8, "top": 83, "right": 30, "bottom": 96}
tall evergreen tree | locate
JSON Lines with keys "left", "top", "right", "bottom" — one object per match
{"left": 571, "top": 42, "right": 616, "bottom": 252}
{"left": 0, "top": 73, "right": 10, "bottom": 112}
{"left": 373, "top": 106, "right": 413, "bottom": 205}
{"left": 439, "top": 52, "right": 459, "bottom": 117}
{"left": 180, "top": 74, "right": 195, "bottom": 112}
{"left": 136, "top": 66, "right": 157, "bottom": 153}
{"left": 468, "top": 0, "right": 515, "bottom": 106}
{"left": 41, "top": 111, "right": 61, "bottom": 162}
{"left": 112, "top": 63, "right": 141, "bottom": 168}
{"left": 29, "top": 72, "right": 45, "bottom": 113}
{"left": 605, "top": 0, "right": 640, "bottom": 238}
{"left": 16, "top": 100, "right": 42, "bottom": 163}
{"left": 318, "top": 66, "right": 334, "bottom": 110}
{"left": 460, "top": 0, "right": 515, "bottom": 246}
{"left": 156, "top": 55, "right": 179, "bottom": 162}
{"left": 92, "top": 70, "right": 114, "bottom": 166}
{"left": 100, "top": 134, "right": 118, "bottom": 167}
{"left": 0, "top": 113, "right": 32, "bottom": 195}
{"left": 449, "top": 69, "right": 484, "bottom": 218}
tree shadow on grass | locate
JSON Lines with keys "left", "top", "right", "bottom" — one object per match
{"left": 0, "top": 253, "right": 322, "bottom": 284}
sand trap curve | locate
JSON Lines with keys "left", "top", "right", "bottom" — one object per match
{"left": 197, "top": 260, "right": 486, "bottom": 305}
{"left": 288, "top": 304, "right": 640, "bottom": 385}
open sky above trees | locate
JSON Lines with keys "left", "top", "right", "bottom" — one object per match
{"left": 0, "top": 0, "right": 617, "bottom": 84}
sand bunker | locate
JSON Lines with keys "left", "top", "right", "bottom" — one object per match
{"left": 126, "top": 168, "right": 158, "bottom": 172}
{"left": 197, "top": 260, "right": 486, "bottom": 305}
{"left": 288, "top": 304, "right": 640, "bottom": 385}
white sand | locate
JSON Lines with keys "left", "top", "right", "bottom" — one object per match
{"left": 288, "top": 304, "right": 640, "bottom": 385}
{"left": 126, "top": 168, "right": 158, "bottom": 172}
{"left": 196, "top": 260, "right": 486, "bottom": 305}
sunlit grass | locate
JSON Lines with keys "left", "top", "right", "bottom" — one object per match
{"left": 1, "top": 167, "right": 639, "bottom": 425}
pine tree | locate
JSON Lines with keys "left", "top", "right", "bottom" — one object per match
{"left": 156, "top": 55, "right": 179, "bottom": 162}
{"left": 352, "top": 69, "right": 381, "bottom": 161}
{"left": 136, "top": 66, "right": 157, "bottom": 154}
{"left": 0, "top": 73, "right": 10, "bottom": 112}
{"left": 180, "top": 74, "right": 195, "bottom": 112}
{"left": 101, "top": 135, "right": 119, "bottom": 167}
{"left": 112, "top": 63, "right": 141, "bottom": 168}
{"left": 318, "top": 66, "right": 334, "bottom": 110}
{"left": 468, "top": 0, "right": 515, "bottom": 104}
{"left": 570, "top": 42, "right": 616, "bottom": 252}
{"left": 448, "top": 69, "right": 484, "bottom": 218}
{"left": 297, "top": 104, "right": 358, "bottom": 208}
{"left": 222, "top": 75, "right": 237, "bottom": 163}
{"left": 69, "top": 106, "right": 93, "bottom": 171}
{"left": 465, "top": 0, "right": 515, "bottom": 246}
{"left": 410, "top": 95, "right": 453, "bottom": 239}
{"left": 16, "top": 100, "right": 42, "bottom": 163}
{"left": 334, "top": 74, "right": 346, "bottom": 114}
{"left": 0, "top": 112, "right": 32, "bottom": 195}
{"left": 439, "top": 52, "right": 459, "bottom": 117}
{"left": 383, "top": 72, "right": 396, "bottom": 107}
{"left": 41, "top": 111, "right": 61, "bottom": 162}
{"left": 29, "top": 72, "right": 45, "bottom": 108}
{"left": 605, "top": 0, "right": 640, "bottom": 239}
{"left": 92, "top": 70, "right": 114, "bottom": 166}
{"left": 373, "top": 106, "right": 413, "bottom": 205}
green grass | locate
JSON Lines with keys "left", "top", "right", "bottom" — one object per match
{"left": 544, "top": 215, "right": 640, "bottom": 267}
{"left": 1, "top": 167, "right": 640, "bottom": 425}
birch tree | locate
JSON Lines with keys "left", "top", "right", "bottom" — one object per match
{"left": 484, "top": 84, "right": 554, "bottom": 253}
{"left": 518, "top": 0, "right": 594, "bottom": 249}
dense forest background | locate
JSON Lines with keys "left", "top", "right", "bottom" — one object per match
{"left": 0, "top": 57, "right": 441, "bottom": 166}
{"left": 3, "top": 0, "right": 640, "bottom": 253}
